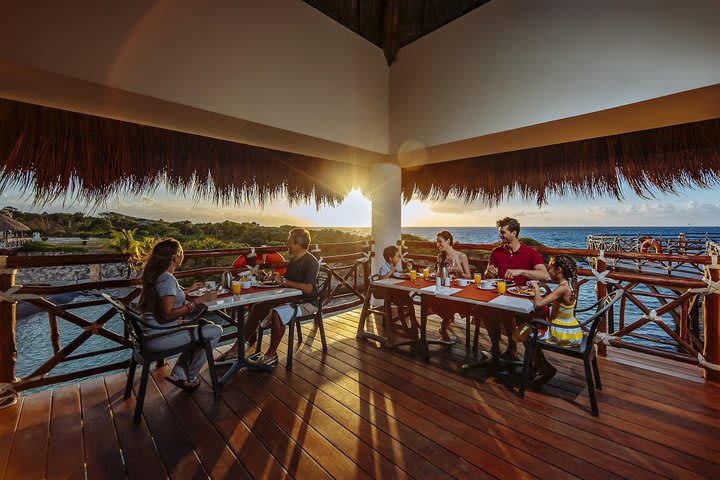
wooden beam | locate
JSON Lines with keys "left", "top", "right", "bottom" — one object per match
{"left": 382, "top": 0, "right": 400, "bottom": 65}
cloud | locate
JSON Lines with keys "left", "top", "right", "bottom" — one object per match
{"left": 699, "top": 203, "right": 720, "bottom": 214}
{"left": 584, "top": 206, "right": 619, "bottom": 217}
{"left": 510, "top": 210, "right": 551, "bottom": 217}
{"left": 140, "top": 196, "right": 163, "bottom": 208}
{"left": 428, "top": 198, "right": 489, "bottom": 215}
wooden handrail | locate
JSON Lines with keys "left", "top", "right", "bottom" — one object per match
{"left": 2, "top": 240, "right": 373, "bottom": 268}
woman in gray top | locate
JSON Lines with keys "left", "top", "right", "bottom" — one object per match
{"left": 138, "top": 239, "right": 222, "bottom": 391}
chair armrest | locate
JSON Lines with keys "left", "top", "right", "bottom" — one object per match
{"left": 135, "top": 304, "right": 209, "bottom": 330}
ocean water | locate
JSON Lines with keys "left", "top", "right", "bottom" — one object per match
{"left": 401, "top": 226, "right": 720, "bottom": 248}
{"left": 14, "top": 226, "right": 720, "bottom": 388}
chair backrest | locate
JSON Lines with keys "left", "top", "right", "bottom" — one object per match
{"left": 367, "top": 273, "right": 385, "bottom": 300}
{"left": 316, "top": 265, "right": 332, "bottom": 307}
{"left": 580, "top": 288, "right": 624, "bottom": 345}
{"left": 102, "top": 293, "right": 146, "bottom": 345}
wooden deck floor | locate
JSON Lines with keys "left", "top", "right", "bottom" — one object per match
{"left": 2, "top": 308, "right": 720, "bottom": 479}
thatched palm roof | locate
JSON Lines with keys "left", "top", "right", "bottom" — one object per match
{"left": 0, "top": 213, "right": 30, "bottom": 232}
{"left": 0, "top": 98, "right": 368, "bottom": 208}
{"left": 402, "top": 117, "right": 720, "bottom": 206}
{"left": 2, "top": 97, "right": 719, "bottom": 210}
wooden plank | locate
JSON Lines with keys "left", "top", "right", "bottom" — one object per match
{"left": 328, "top": 312, "right": 718, "bottom": 479}
{"left": 363, "top": 311, "right": 720, "bottom": 473}
{"left": 190, "top": 370, "right": 292, "bottom": 480}
{"left": 239, "top": 367, "right": 413, "bottom": 480}
{"left": 46, "top": 384, "right": 84, "bottom": 480}
{"left": 284, "top": 324, "right": 619, "bottom": 480}
{"left": 222, "top": 370, "right": 372, "bottom": 480}
{"left": 151, "top": 368, "right": 250, "bottom": 479}
{"left": 0, "top": 396, "right": 22, "bottom": 480}
{"left": 199, "top": 369, "right": 333, "bottom": 480}
{"left": 104, "top": 372, "right": 168, "bottom": 480}
{"left": 80, "top": 377, "right": 124, "bottom": 480}
{"left": 269, "top": 354, "right": 469, "bottom": 479}
{"left": 133, "top": 369, "right": 207, "bottom": 480}
{"left": 9, "top": 307, "right": 720, "bottom": 480}
{"left": 4, "top": 389, "right": 51, "bottom": 480}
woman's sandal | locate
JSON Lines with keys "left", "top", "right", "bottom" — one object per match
{"left": 249, "top": 354, "right": 278, "bottom": 367}
{"left": 165, "top": 376, "right": 201, "bottom": 392}
{"left": 215, "top": 349, "right": 239, "bottom": 362}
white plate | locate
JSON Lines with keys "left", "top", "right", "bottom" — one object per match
{"left": 507, "top": 285, "right": 546, "bottom": 297}
{"left": 392, "top": 272, "right": 410, "bottom": 279}
{"left": 188, "top": 287, "right": 228, "bottom": 297}
{"left": 477, "top": 284, "right": 496, "bottom": 291}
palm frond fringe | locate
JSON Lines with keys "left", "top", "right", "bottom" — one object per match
{"left": 402, "top": 118, "right": 720, "bottom": 206}
{"left": 2, "top": 98, "right": 719, "bottom": 209}
{"left": 0, "top": 98, "right": 368, "bottom": 208}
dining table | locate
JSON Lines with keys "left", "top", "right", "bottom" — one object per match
{"left": 202, "top": 285, "right": 302, "bottom": 385}
{"left": 368, "top": 276, "right": 536, "bottom": 362}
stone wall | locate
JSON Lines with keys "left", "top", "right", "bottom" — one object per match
{"left": 14, "top": 258, "right": 134, "bottom": 285}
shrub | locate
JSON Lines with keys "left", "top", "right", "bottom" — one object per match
{"left": 18, "top": 241, "right": 88, "bottom": 253}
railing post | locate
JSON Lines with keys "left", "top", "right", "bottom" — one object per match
{"left": 595, "top": 258, "right": 608, "bottom": 356}
{"left": 702, "top": 265, "right": 720, "bottom": 383}
{"left": 48, "top": 313, "right": 61, "bottom": 354}
{"left": 0, "top": 264, "right": 18, "bottom": 383}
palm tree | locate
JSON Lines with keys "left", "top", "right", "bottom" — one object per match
{"left": 110, "top": 229, "right": 140, "bottom": 277}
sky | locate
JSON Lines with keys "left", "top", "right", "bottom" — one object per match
{"left": 2, "top": 183, "right": 719, "bottom": 227}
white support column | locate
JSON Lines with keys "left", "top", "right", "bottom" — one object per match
{"left": 370, "top": 162, "right": 402, "bottom": 275}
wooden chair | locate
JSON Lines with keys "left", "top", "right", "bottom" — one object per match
{"left": 357, "top": 274, "right": 419, "bottom": 346}
{"left": 102, "top": 293, "right": 221, "bottom": 423}
{"left": 518, "top": 288, "right": 623, "bottom": 416}
{"left": 255, "top": 265, "right": 330, "bottom": 370}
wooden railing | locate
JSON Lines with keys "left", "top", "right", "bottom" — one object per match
{"left": 586, "top": 233, "right": 718, "bottom": 276}
{"left": 401, "top": 240, "right": 720, "bottom": 382}
{"left": 0, "top": 241, "right": 373, "bottom": 391}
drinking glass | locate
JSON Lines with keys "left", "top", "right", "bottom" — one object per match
{"left": 497, "top": 280, "right": 506, "bottom": 294}
{"left": 409, "top": 270, "right": 417, "bottom": 281}
{"left": 474, "top": 273, "right": 482, "bottom": 284}
{"left": 422, "top": 267, "right": 430, "bottom": 280}
{"left": 231, "top": 280, "right": 242, "bottom": 295}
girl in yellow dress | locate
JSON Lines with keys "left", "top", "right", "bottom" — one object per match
{"left": 527, "top": 255, "right": 582, "bottom": 388}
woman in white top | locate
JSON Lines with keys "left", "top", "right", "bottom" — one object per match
{"left": 138, "top": 239, "right": 221, "bottom": 391}
{"left": 434, "top": 231, "right": 472, "bottom": 341}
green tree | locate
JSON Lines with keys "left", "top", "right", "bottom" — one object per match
{"left": 110, "top": 228, "right": 139, "bottom": 255}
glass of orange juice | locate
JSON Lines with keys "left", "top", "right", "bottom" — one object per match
{"left": 231, "top": 280, "right": 242, "bottom": 295}
{"left": 497, "top": 280, "right": 506, "bottom": 294}
{"left": 422, "top": 267, "right": 430, "bottom": 280}
{"left": 409, "top": 270, "right": 417, "bottom": 281}
{"left": 474, "top": 273, "right": 482, "bottom": 284}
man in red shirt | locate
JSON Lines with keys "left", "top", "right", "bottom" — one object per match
{"left": 484, "top": 217, "right": 548, "bottom": 361}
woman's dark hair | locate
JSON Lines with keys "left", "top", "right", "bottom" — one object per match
{"left": 138, "top": 238, "right": 181, "bottom": 312}
{"left": 383, "top": 245, "right": 399, "bottom": 262}
{"left": 436, "top": 230, "right": 454, "bottom": 265}
{"left": 549, "top": 254, "right": 578, "bottom": 302}
{"left": 288, "top": 227, "right": 311, "bottom": 249}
